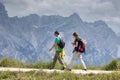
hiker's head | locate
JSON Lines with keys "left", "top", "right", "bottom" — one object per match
{"left": 54, "top": 31, "right": 59, "bottom": 37}
{"left": 73, "top": 32, "right": 78, "bottom": 38}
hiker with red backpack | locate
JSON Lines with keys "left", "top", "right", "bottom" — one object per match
{"left": 67, "top": 32, "right": 87, "bottom": 71}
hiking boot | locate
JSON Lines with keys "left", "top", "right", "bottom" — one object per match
{"left": 49, "top": 68, "right": 53, "bottom": 70}
{"left": 61, "top": 67, "right": 66, "bottom": 70}
{"left": 82, "top": 69, "right": 87, "bottom": 71}
{"left": 67, "top": 68, "right": 72, "bottom": 71}
{"left": 49, "top": 67, "right": 54, "bottom": 70}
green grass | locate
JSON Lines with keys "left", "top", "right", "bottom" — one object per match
{"left": 0, "top": 58, "right": 52, "bottom": 69}
{"left": 0, "top": 71, "right": 120, "bottom": 80}
{"left": 0, "top": 58, "right": 26, "bottom": 68}
{"left": 0, "top": 58, "right": 101, "bottom": 70}
{"left": 0, "top": 58, "right": 120, "bottom": 70}
{"left": 102, "top": 60, "right": 120, "bottom": 70}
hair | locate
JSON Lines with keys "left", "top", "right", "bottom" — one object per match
{"left": 73, "top": 32, "right": 78, "bottom": 37}
{"left": 54, "top": 31, "right": 59, "bottom": 35}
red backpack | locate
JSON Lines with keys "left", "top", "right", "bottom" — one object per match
{"left": 79, "top": 39, "right": 87, "bottom": 53}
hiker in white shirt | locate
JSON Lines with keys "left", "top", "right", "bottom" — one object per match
{"left": 68, "top": 32, "right": 87, "bottom": 71}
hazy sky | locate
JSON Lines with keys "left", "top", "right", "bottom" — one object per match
{"left": 0, "top": 0, "right": 120, "bottom": 34}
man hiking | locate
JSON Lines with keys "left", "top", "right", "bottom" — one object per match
{"left": 49, "top": 31, "right": 66, "bottom": 70}
{"left": 68, "top": 32, "right": 87, "bottom": 71}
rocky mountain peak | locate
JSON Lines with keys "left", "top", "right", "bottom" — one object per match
{"left": 68, "top": 13, "right": 83, "bottom": 23}
{"left": 0, "top": 2, "right": 8, "bottom": 18}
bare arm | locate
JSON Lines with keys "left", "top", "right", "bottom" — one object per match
{"left": 72, "top": 41, "right": 78, "bottom": 47}
{"left": 75, "top": 41, "right": 78, "bottom": 47}
{"left": 49, "top": 42, "right": 57, "bottom": 52}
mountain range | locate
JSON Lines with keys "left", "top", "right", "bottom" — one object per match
{"left": 0, "top": 2, "right": 120, "bottom": 66}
